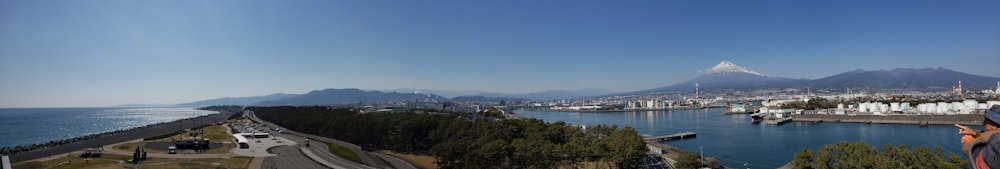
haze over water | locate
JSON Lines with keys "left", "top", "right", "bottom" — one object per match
{"left": 516, "top": 108, "right": 962, "bottom": 168}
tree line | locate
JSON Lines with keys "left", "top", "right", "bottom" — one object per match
{"left": 248, "top": 106, "right": 649, "bottom": 169}
{"left": 791, "top": 141, "right": 968, "bottom": 169}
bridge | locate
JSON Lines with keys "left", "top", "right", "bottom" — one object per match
{"left": 644, "top": 132, "right": 696, "bottom": 142}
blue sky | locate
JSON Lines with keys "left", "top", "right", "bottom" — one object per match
{"left": 1, "top": 0, "right": 998, "bottom": 107}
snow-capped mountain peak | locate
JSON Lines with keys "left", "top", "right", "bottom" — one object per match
{"left": 706, "top": 61, "right": 763, "bottom": 76}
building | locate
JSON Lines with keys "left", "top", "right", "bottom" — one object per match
{"left": 626, "top": 99, "right": 661, "bottom": 110}
{"left": 953, "top": 80, "right": 964, "bottom": 97}
{"left": 995, "top": 81, "right": 1000, "bottom": 94}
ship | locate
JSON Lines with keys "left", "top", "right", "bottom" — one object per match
{"left": 750, "top": 112, "right": 765, "bottom": 123}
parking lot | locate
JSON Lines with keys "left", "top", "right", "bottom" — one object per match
{"left": 228, "top": 122, "right": 297, "bottom": 157}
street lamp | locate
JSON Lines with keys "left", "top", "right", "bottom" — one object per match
{"left": 700, "top": 146, "right": 704, "bottom": 167}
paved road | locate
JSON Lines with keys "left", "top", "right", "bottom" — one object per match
{"left": 642, "top": 153, "right": 669, "bottom": 169}
{"left": 273, "top": 131, "right": 372, "bottom": 169}
{"left": 248, "top": 110, "right": 417, "bottom": 169}
{"left": 247, "top": 111, "right": 372, "bottom": 169}
{"left": 261, "top": 145, "right": 326, "bottom": 169}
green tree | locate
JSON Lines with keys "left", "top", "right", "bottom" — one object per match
{"left": 792, "top": 149, "right": 813, "bottom": 169}
{"left": 791, "top": 141, "right": 968, "bottom": 169}
{"left": 675, "top": 152, "right": 703, "bottom": 169}
{"left": 250, "top": 106, "right": 651, "bottom": 169}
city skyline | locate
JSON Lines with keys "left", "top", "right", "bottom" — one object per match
{"left": 2, "top": 0, "right": 999, "bottom": 108}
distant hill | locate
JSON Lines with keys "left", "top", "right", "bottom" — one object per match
{"left": 385, "top": 88, "right": 484, "bottom": 98}
{"left": 115, "top": 104, "right": 170, "bottom": 108}
{"left": 449, "top": 96, "right": 531, "bottom": 103}
{"left": 473, "top": 88, "right": 615, "bottom": 100}
{"left": 175, "top": 93, "right": 297, "bottom": 107}
{"left": 256, "top": 88, "right": 448, "bottom": 106}
{"left": 807, "top": 68, "right": 1000, "bottom": 91}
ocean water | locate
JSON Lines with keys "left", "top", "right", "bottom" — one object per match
{"left": 0, "top": 107, "right": 217, "bottom": 148}
{"left": 516, "top": 108, "right": 965, "bottom": 168}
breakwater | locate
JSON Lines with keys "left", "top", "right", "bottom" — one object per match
{"left": 791, "top": 114, "right": 982, "bottom": 126}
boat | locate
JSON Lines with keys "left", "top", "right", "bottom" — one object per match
{"left": 750, "top": 112, "right": 765, "bottom": 123}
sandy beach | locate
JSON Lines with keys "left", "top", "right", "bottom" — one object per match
{"left": 6, "top": 111, "right": 234, "bottom": 163}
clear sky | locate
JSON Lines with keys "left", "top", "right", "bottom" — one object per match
{"left": 1, "top": 0, "right": 998, "bottom": 108}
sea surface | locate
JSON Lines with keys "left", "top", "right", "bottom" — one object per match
{"left": 516, "top": 108, "right": 965, "bottom": 168}
{"left": 0, "top": 107, "right": 217, "bottom": 149}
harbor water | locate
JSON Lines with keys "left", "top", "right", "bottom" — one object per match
{"left": 516, "top": 108, "right": 964, "bottom": 168}
{"left": 0, "top": 107, "right": 217, "bottom": 149}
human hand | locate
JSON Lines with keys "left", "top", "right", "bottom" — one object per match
{"left": 956, "top": 124, "right": 976, "bottom": 135}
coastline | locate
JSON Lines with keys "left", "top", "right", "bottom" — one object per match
{"left": 3, "top": 110, "right": 234, "bottom": 163}
{"left": 791, "top": 114, "right": 982, "bottom": 126}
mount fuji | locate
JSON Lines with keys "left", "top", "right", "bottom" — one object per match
{"left": 706, "top": 61, "right": 764, "bottom": 76}
{"left": 636, "top": 61, "right": 808, "bottom": 93}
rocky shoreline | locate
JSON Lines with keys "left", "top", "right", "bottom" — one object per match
{"left": 791, "top": 114, "right": 982, "bottom": 126}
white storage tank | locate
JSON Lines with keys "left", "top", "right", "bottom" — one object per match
{"left": 938, "top": 102, "right": 951, "bottom": 114}
{"left": 988, "top": 101, "right": 1000, "bottom": 107}
{"left": 953, "top": 102, "right": 966, "bottom": 114}
{"left": 965, "top": 100, "right": 979, "bottom": 111}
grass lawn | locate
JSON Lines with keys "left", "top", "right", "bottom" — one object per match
{"left": 327, "top": 142, "right": 363, "bottom": 163}
{"left": 115, "top": 124, "right": 236, "bottom": 154}
{"left": 378, "top": 150, "right": 439, "bottom": 169}
{"left": 165, "top": 124, "right": 232, "bottom": 142}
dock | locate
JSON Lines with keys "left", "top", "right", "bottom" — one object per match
{"left": 765, "top": 117, "right": 793, "bottom": 125}
{"left": 644, "top": 132, "right": 696, "bottom": 142}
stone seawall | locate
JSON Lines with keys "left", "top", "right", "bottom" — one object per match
{"left": 791, "top": 114, "right": 982, "bottom": 126}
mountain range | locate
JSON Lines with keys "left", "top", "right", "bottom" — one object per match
{"left": 172, "top": 61, "right": 1000, "bottom": 107}
{"left": 639, "top": 61, "right": 999, "bottom": 94}
{"left": 384, "top": 88, "right": 616, "bottom": 100}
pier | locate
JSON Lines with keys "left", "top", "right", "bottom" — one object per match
{"left": 644, "top": 132, "right": 697, "bottom": 142}
{"left": 765, "top": 117, "right": 793, "bottom": 125}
